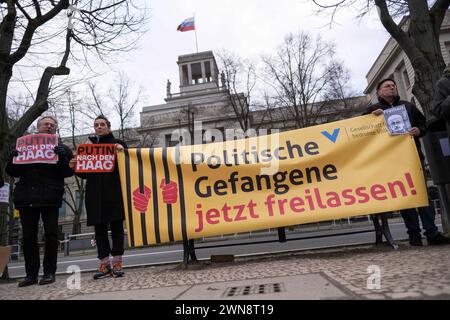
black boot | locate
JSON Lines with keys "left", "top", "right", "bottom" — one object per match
{"left": 18, "top": 276, "right": 38, "bottom": 288}
{"left": 409, "top": 233, "right": 423, "bottom": 246}
{"left": 39, "top": 274, "right": 56, "bottom": 285}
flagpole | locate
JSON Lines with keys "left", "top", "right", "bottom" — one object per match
{"left": 194, "top": 29, "right": 199, "bottom": 53}
{"left": 193, "top": 13, "right": 198, "bottom": 53}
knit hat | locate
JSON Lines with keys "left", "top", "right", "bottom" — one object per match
{"left": 376, "top": 78, "right": 397, "bottom": 91}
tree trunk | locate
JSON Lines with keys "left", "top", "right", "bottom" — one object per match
{"left": 72, "top": 212, "right": 82, "bottom": 235}
{"left": 407, "top": 16, "right": 445, "bottom": 118}
{"left": 0, "top": 64, "right": 13, "bottom": 151}
{"left": 412, "top": 65, "right": 443, "bottom": 119}
{"left": 376, "top": 1, "right": 446, "bottom": 118}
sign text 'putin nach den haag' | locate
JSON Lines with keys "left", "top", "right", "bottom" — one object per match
{"left": 75, "top": 144, "right": 116, "bottom": 173}
{"left": 13, "top": 134, "right": 59, "bottom": 164}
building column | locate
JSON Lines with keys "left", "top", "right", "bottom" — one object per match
{"left": 179, "top": 65, "right": 184, "bottom": 86}
{"left": 201, "top": 62, "right": 206, "bottom": 83}
{"left": 393, "top": 70, "right": 407, "bottom": 100}
{"left": 188, "top": 63, "right": 192, "bottom": 85}
{"left": 211, "top": 59, "right": 217, "bottom": 83}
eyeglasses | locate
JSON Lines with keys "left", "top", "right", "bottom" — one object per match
{"left": 40, "top": 122, "right": 56, "bottom": 127}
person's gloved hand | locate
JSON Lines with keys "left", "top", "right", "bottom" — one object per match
{"left": 9, "top": 149, "right": 19, "bottom": 161}
{"left": 53, "top": 145, "right": 66, "bottom": 156}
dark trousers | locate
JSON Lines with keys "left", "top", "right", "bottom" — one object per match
{"left": 19, "top": 207, "right": 59, "bottom": 278}
{"left": 401, "top": 204, "right": 438, "bottom": 237}
{"left": 94, "top": 220, "right": 124, "bottom": 260}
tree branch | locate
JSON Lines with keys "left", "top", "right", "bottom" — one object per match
{"left": 15, "top": 2, "right": 32, "bottom": 21}
{"left": 32, "top": 0, "right": 42, "bottom": 17}
{"left": 60, "top": 29, "right": 72, "bottom": 67}
{"left": 374, "top": 0, "right": 405, "bottom": 39}
{"left": 10, "top": 0, "right": 70, "bottom": 64}
{"left": 0, "top": 0, "right": 17, "bottom": 59}
{"left": 10, "top": 65, "right": 70, "bottom": 140}
{"left": 79, "top": 0, "right": 127, "bottom": 15}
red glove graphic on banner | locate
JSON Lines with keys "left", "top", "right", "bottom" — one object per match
{"left": 160, "top": 179, "right": 178, "bottom": 204}
{"left": 132, "top": 186, "right": 151, "bottom": 212}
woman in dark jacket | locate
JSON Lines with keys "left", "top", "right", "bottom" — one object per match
{"left": 71, "top": 115, "right": 127, "bottom": 279}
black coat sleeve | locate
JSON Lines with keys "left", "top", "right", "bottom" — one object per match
{"left": 116, "top": 139, "right": 128, "bottom": 149}
{"left": 5, "top": 157, "right": 20, "bottom": 177}
{"left": 432, "top": 76, "right": 450, "bottom": 120}
{"left": 57, "top": 144, "right": 75, "bottom": 178}
{"left": 363, "top": 104, "right": 374, "bottom": 115}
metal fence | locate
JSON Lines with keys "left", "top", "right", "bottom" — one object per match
{"left": 7, "top": 200, "right": 444, "bottom": 259}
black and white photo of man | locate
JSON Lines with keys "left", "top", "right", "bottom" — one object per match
{"left": 387, "top": 113, "right": 406, "bottom": 134}
{"left": 383, "top": 104, "right": 411, "bottom": 135}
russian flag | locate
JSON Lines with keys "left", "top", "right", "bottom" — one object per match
{"left": 177, "top": 17, "right": 195, "bottom": 32}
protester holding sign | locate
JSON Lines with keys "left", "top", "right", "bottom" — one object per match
{"left": 6, "top": 115, "right": 73, "bottom": 287}
{"left": 366, "top": 78, "right": 450, "bottom": 246}
{"left": 70, "top": 115, "right": 128, "bottom": 279}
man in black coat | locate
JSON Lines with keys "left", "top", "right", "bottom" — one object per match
{"left": 432, "top": 64, "right": 450, "bottom": 144}
{"left": 71, "top": 115, "right": 127, "bottom": 279}
{"left": 366, "top": 79, "right": 450, "bottom": 246}
{"left": 6, "top": 115, "right": 74, "bottom": 287}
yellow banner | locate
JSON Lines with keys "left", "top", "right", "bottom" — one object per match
{"left": 117, "top": 115, "right": 428, "bottom": 247}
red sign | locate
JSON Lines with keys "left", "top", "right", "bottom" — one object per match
{"left": 75, "top": 144, "right": 116, "bottom": 173}
{"left": 13, "top": 134, "right": 58, "bottom": 164}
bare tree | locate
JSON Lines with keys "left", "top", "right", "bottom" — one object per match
{"left": 261, "top": 31, "right": 352, "bottom": 129}
{"left": 313, "top": 0, "right": 450, "bottom": 118}
{"left": 109, "top": 72, "right": 142, "bottom": 140}
{"left": 321, "top": 61, "right": 366, "bottom": 122}
{"left": 83, "top": 72, "right": 143, "bottom": 140}
{"left": 0, "top": 0, "right": 148, "bottom": 248}
{"left": 59, "top": 89, "right": 89, "bottom": 235}
{"left": 138, "top": 117, "right": 159, "bottom": 148}
{"left": 86, "top": 82, "right": 108, "bottom": 118}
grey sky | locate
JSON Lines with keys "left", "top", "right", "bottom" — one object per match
{"left": 109, "top": 1, "right": 390, "bottom": 107}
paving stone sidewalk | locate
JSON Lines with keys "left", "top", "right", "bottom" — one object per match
{"left": 1, "top": 243, "right": 449, "bottom": 300}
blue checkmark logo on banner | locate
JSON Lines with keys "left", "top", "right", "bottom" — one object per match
{"left": 321, "top": 128, "right": 340, "bottom": 143}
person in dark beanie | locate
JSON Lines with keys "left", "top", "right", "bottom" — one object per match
{"left": 432, "top": 64, "right": 450, "bottom": 144}
{"left": 6, "top": 115, "right": 74, "bottom": 287}
{"left": 365, "top": 79, "right": 450, "bottom": 246}
{"left": 70, "top": 115, "right": 127, "bottom": 279}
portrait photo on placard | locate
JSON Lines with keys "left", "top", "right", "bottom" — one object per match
{"left": 383, "top": 105, "right": 411, "bottom": 135}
